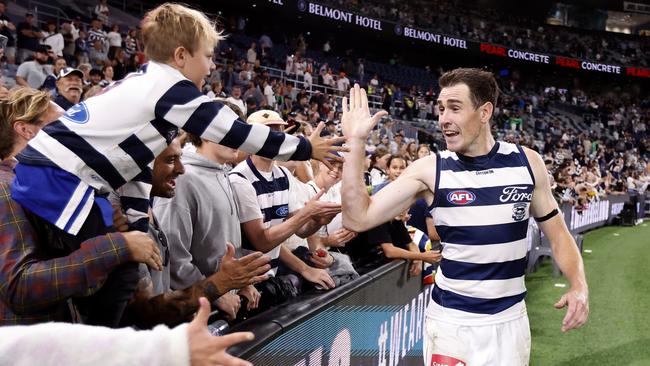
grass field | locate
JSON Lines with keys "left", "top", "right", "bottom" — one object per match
{"left": 526, "top": 221, "right": 650, "bottom": 365}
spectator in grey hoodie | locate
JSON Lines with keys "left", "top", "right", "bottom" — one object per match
{"left": 152, "top": 105, "right": 262, "bottom": 316}
{"left": 119, "top": 137, "right": 272, "bottom": 329}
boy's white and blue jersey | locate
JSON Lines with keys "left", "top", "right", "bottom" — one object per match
{"left": 229, "top": 159, "right": 291, "bottom": 276}
{"left": 11, "top": 61, "right": 311, "bottom": 235}
{"left": 428, "top": 141, "right": 535, "bottom": 325}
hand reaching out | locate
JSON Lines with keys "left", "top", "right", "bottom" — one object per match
{"left": 122, "top": 231, "right": 163, "bottom": 271}
{"left": 308, "top": 122, "right": 348, "bottom": 171}
{"left": 187, "top": 297, "right": 254, "bottom": 366}
{"left": 214, "top": 243, "right": 271, "bottom": 292}
{"left": 303, "top": 188, "right": 342, "bottom": 224}
{"left": 421, "top": 250, "right": 442, "bottom": 264}
{"left": 341, "top": 84, "right": 389, "bottom": 140}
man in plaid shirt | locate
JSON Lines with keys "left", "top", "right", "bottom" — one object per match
{"left": 0, "top": 87, "right": 162, "bottom": 324}
{"left": 0, "top": 149, "right": 168, "bottom": 325}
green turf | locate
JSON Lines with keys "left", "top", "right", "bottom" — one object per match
{"left": 526, "top": 222, "right": 650, "bottom": 365}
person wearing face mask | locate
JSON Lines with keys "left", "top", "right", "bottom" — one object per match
{"left": 16, "top": 44, "right": 51, "bottom": 88}
{"left": 53, "top": 67, "right": 84, "bottom": 110}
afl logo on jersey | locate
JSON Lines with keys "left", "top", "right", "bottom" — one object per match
{"left": 64, "top": 102, "right": 89, "bottom": 124}
{"left": 447, "top": 190, "right": 475, "bottom": 205}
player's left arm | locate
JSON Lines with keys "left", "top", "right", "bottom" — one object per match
{"left": 524, "top": 147, "right": 589, "bottom": 333}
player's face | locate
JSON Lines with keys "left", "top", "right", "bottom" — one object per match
{"left": 437, "top": 83, "right": 487, "bottom": 155}
{"left": 151, "top": 139, "right": 185, "bottom": 198}
{"left": 182, "top": 41, "right": 216, "bottom": 90}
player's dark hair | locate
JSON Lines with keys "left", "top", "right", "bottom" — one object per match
{"left": 439, "top": 68, "right": 499, "bottom": 109}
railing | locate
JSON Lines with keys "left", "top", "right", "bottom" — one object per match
{"left": 25, "top": 0, "right": 71, "bottom": 27}
{"left": 217, "top": 61, "right": 441, "bottom": 142}
{"left": 228, "top": 259, "right": 429, "bottom": 366}
{"left": 253, "top": 64, "right": 384, "bottom": 109}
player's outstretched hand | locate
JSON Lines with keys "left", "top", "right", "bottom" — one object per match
{"left": 188, "top": 297, "right": 254, "bottom": 366}
{"left": 554, "top": 287, "right": 589, "bottom": 332}
{"left": 341, "top": 83, "right": 389, "bottom": 140}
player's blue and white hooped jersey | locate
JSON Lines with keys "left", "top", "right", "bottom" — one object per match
{"left": 229, "top": 159, "right": 292, "bottom": 276}
{"left": 12, "top": 61, "right": 310, "bottom": 235}
{"left": 428, "top": 141, "right": 535, "bottom": 325}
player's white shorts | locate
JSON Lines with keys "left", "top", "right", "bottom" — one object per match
{"left": 423, "top": 315, "right": 531, "bottom": 366}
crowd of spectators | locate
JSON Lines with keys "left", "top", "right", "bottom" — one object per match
{"left": 494, "top": 81, "right": 650, "bottom": 211}
{"left": 3, "top": 4, "right": 648, "bottom": 214}
{"left": 0, "top": 1, "right": 144, "bottom": 94}
{"left": 224, "top": 35, "right": 650, "bottom": 216}
{"left": 319, "top": 0, "right": 650, "bottom": 67}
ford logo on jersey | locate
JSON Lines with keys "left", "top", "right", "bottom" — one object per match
{"left": 275, "top": 205, "right": 289, "bottom": 217}
{"left": 447, "top": 190, "right": 476, "bottom": 205}
{"left": 64, "top": 102, "right": 89, "bottom": 124}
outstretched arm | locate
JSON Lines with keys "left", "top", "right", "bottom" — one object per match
{"left": 155, "top": 81, "right": 345, "bottom": 167}
{"left": 341, "top": 84, "right": 434, "bottom": 232}
{"left": 525, "top": 147, "right": 589, "bottom": 333}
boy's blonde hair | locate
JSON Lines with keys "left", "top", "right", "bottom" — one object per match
{"left": 0, "top": 87, "right": 51, "bottom": 159}
{"left": 141, "top": 3, "right": 224, "bottom": 63}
